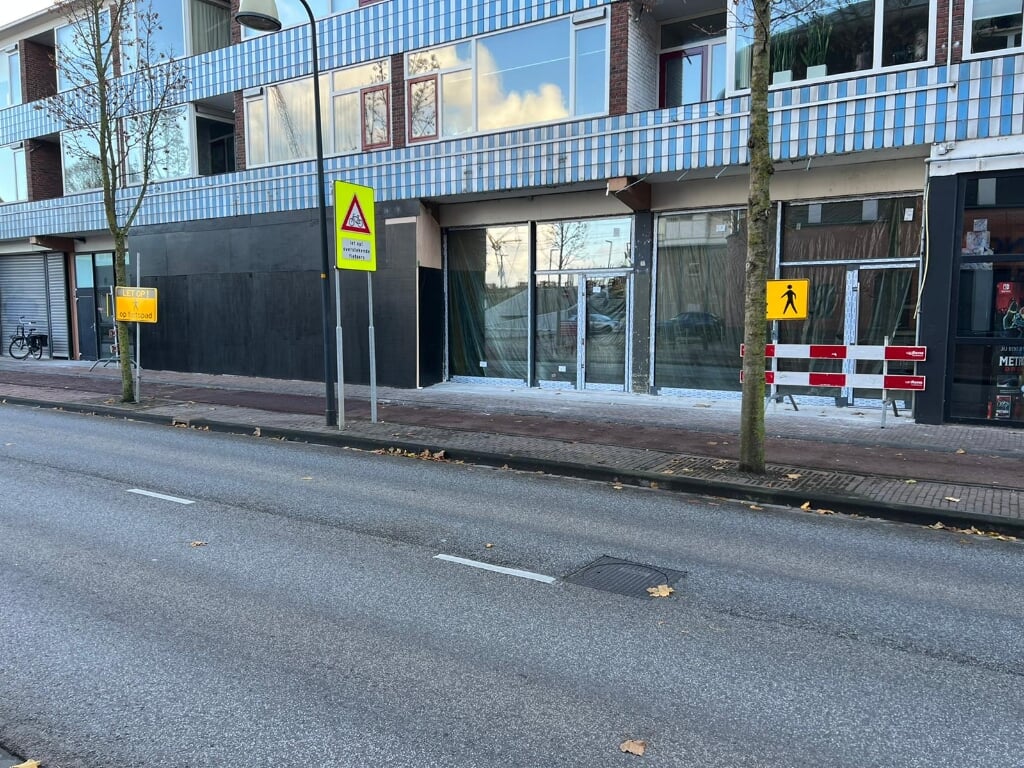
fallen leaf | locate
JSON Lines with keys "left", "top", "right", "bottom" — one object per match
{"left": 253, "top": 427, "right": 261, "bottom": 437}
{"left": 749, "top": 505, "right": 763, "bottom": 510}
{"left": 12, "top": 760, "right": 42, "bottom": 768}
{"left": 189, "top": 540, "right": 207, "bottom": 548}
{"left": 647, "top": 584, "right": 674, "bottom": 598}
{"left": 944, "top": 497, "right": 961, "bottom": 503}
{"left": 707, "top": 441, "right": 718, "bottom": 446}
{"left": 301, "top": 476, "right": 313, "bottom": 480}
{"left": 484, "top": 543, "right": 494, "bottom": 549}
{"left": 612, "top": 484, "right": 624, "bottom": 490}
{"left": 800, "top": 501, "right": 812, "bottom": 511}
{"left": 620, "top": 739, "right": 647, "bottom": 756}
{"left": 816, "top": 508, "right": 835, "bottom": 515}
{"left": 955, "top": 448, "right": 966, "bottom": 454}
{"left": 905, "top": 479, "right": 917, "bottom": 484}
{"left": 785, "top": 473, "right": 801, "bottom": 480}
{"left": 928, "top": 522, "right": 946, "bottom": 529}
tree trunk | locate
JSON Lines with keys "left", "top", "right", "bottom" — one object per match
{"left": 739, "top": 0, "right": 773, "bottom": 474}
{"left": 113, "top": 234, "right": 135, "bottom": 403}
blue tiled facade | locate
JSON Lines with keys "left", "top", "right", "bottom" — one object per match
{"left": 1, "top": 0, "right": 1022, "bottom": 423}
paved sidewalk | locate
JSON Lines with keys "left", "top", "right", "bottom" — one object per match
{"left": 0, "top": 357, "right": 1021, "bottom": 536}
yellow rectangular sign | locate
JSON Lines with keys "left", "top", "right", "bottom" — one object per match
{"left": 334, "top": 180, "right": 376, "bottom": 272}
{"left": 767, "top": 279, "right": 809, "bottom": 320}
{"left": 115, "top": 286, "right": 159, "bottom": 323}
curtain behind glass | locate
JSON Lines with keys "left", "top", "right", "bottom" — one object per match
{"left": 448, "top": 228, "right": 529, "bottom": 380}
{"left": 191, "top": 0, "right": 230, "bottom": 55}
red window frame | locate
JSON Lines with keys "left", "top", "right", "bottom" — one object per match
{"left": 407, "top": 74, "right": 439, "bottom": 142}
{"left": 361, "top": 85, "right": 390, "bottom": 150}
{"left": 659, "top": 47, "right": 708, "bottom": 108}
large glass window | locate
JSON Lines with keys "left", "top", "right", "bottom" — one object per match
{"left": 655, "top": 210, "right": 748, "bottom": 391}
{"left": 448, "top": 226, "right": 530, "bottom": 381}
{"left": 732, "top": 0, "right": 932, "bottom": 89}
{"left": 0, "top": 145, "right": 27, "bottom": 204}
{"left": 535, "top": 217, "right": 632, "bottom": 273}
{"left": 246, "top": 60, "right": 390, "bottom": 165}
{"left": 406, "top": 13, "right": 608, "bottom": 142}
{"left": 56, "top": 9, "right": 112, "bottom": 92}
{"left": 191, "top": 0, "right": 231, "bottom": 55}
{"left": 966, "top": 0, "right": 1023, "bottom": 54}
{"left": 126, "top": 106, "right": 193, "bottom": 182}
{"left": 61, "top": 129, "right": 103, "bottom": 193}
{"left": 0, "top": 47, "right": 21, "bottom": 108}
{"left": 241, "top": 0, "right": 359, "bottom": 37}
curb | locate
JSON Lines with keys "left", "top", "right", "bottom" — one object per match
{"left": 4, "top": 395, "right": 1022, "bottom": 537}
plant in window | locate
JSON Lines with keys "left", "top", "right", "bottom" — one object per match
{"left": 770, "top": 30, "right": 796, "bottom": 83}
{"left": 801, "top": 15, "right": 832, "bottom": 77}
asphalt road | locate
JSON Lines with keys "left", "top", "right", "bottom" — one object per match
{"left": 1, "top": 405, "right": 1022, "bottom": 768}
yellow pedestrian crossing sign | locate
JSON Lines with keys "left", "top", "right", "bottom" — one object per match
{"left": 334, "top": 180, "right": 376, "bottom": 271}
{"left": 766, "top": 279, "right": 809, "bottom": 320}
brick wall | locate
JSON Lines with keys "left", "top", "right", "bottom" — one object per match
{"left": 233, "top": 91, "right": 246, "bottom": 172}
{"left": 20, "top": 39, "right": 56, "bottom": 103}
{"left": 26, "top": 139, "right": 62, "bottom": 201}
{"left": 609, "top": 1, "right": 629, "bottom": 116}
{"left": 626, "top": 4, "right": 658, "bottom": 113}
{"left": 390, "top": 53, "right": 406, "bottom": 150}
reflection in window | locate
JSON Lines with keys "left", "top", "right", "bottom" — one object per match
{"left": 127, "top": 106, "right": 193, "bottom": 183}
{"left": 247, "top": 60, "right": 389, "bottom": 165}
{"left": 733, "top": 0, "right": 932, "bottom": 89}
{"left": 61, "top": 129, "right": 103, "bottom": 193}
{"left": 783, "top": 197, "right": 922, "bottom": 261}
{"left": 536, "top": 217, "right": 632, "bottom": 272}
{"left": 969, "top": 0, "right": 1024, "bottom": 53}
{"left": 448, "top": 226, "right": 530, "bottom": 381}
{"left": 56, "top": 9, "right": 112, "bottom": 92}
{"left": 655, "top": 210, "right": 747, "bottom": 392}
{"left": 0, "top": 48, "right": 21, "bottom": 108}
{"left": 659, "top": 13, "right": 727, "bottom": 106}
{"left": 242, "top": 0, "right": 358, "bottom": 36}
{"left": 0, "top": 145, "right": 27, "bottom": 203}
{"left": 190, "top": 0, "right": 231, "bottom": 55}
{"left": 407, "top": 15, "right": 607, "bottom": 141}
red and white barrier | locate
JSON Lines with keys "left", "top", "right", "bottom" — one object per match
{"left": 741, "top": 344, "right": 927, "bottom": 362}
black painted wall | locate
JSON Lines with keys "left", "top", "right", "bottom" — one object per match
{"left": 917, "top": 174, "right": 959, "bottom": 425}
{"left": 131, "top": 202, "right": 425, "bottom": 387}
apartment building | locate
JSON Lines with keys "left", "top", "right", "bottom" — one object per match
{"left": 0, "top": 0, "right": 1021, "bottom": 426}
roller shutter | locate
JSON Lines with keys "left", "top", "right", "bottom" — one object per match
{"left": 0, "top": 253, "right": 69, "bottom": 358}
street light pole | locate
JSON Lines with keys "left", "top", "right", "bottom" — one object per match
{"left": 236, "top": 0, "right": 337, "bottom": 426}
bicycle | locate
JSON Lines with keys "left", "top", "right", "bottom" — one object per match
{"left": 8, "top": 316, "right": 48, "bottom": 360}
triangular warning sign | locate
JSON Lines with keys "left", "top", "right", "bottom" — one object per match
{"left": 341, "top": 196, "right": 371, "bottom": 234}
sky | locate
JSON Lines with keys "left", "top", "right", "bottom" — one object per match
{"left": 0, "top": 0, "right": 54, "bottom": 29}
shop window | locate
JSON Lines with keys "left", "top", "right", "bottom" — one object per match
{"left": 0, "top": 47, "right": 21, "bottom": 108}
{"left": 535, "top": 217, "right": 633, "bottom": 273}
{"left": 406, "top": 13, "right": 608, "bottom": 142}
{"left": 245, "top": 59, "right": 390, "bottom": 165}
{"left": 0, "top": 144, "right": 27, "bottom": 203}
{"left": 966, "top": 0, "right": 1023, "bottom": 54}
{"left": 447, "top": 226, "right": 530, "bottom": 381}
{"left": 732, "top": 0, "right": 932, "bottom": 89}
{"left": 654, "top": 210, "right": 749, "bottom": 392}
{"left": 783, "top": 197, "right": 922, "bottom": 261}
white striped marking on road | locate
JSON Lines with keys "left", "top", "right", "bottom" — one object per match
{"left": 127, "top": 489, "right": 195, "bottom": 505}
{"left": 434, "top": 554, "right": 556, "bottom": 584}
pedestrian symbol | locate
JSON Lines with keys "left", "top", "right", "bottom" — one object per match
{"left": 766, "top": 279, "right": 809, "bottom": 320}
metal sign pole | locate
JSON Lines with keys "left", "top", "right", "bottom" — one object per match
{"left": 135, "top": 252, "right": 141, "bottom": 403}
{"left": 335, "top": 269, "right": 345, "bottom": 430}
{"left": 368, "top": 272, "right": 377, "bottom": 423}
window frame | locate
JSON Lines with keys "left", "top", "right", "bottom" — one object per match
{"left": 0, "top": 46, "right": 21, "bottom": 109}
{"left": 360, "top": 84, "right": 390, "bottom": 150}
{"left": 405, "top": 12, "right": 609, "bottom": 145}
{"left": 963, "top": 0, "right": 1024, "bottom": 58}
{"left": 0, "top": 143, "right": 27, "bottom": 204}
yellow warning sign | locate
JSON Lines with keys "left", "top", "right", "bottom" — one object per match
{"left": 766, "top": 279, "right": 809, "bottom": 320}
{"left": 334, "top": 180, "right": 376, "bottom": 272}
{"left": 114, "top": 286, "right": 158, "bottom": 323}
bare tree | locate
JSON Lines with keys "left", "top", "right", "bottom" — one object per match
{"left": 541, "top": 221, "right": 589, "bottom": 272}
{"left": 42, "top": 0, "right": 189, "bottom": 401}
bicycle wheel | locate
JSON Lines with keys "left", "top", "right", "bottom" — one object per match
{"left": 8, "top": 337, "right": 29, "bottom": 359}
{"left": 29, "top": 339, "right": 43, "bottom": 359}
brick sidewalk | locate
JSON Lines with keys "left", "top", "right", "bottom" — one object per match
{"left": 1, "top": 358, "right": 1020, "bottom": 535}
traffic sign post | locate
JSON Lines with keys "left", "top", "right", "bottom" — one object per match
{"left": 333, "top": 181, "right": 379, "bottom": 428}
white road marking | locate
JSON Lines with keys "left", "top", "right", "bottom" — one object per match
{"left": 127, "top": 489, "right": 195, "bottom": 505}
{"left": 434, "top": 554, "right": 556, "bottom": 584}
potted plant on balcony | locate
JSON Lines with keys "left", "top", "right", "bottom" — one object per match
{"left": 771, "top": 30, "right": 795, "bottom": 85}
{"left": 801, "top": 16, "right": 833, "bottom": 79}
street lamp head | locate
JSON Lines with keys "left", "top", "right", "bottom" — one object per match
{"left": 236, "top": 0, "right": 282, "bottom": 31}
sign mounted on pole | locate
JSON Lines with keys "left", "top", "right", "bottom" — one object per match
{"left": 334, "top": 180, "right": 376, "bottom": 271}
{"left": 114, "top": 286, "right": 158, "bottom": 323}
{"left": 766, "top": 279, "right": 809, "bottom": 320}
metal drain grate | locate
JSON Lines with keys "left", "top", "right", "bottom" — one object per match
{"left": 564, "top": 556, "right": 686, "bottom": 599}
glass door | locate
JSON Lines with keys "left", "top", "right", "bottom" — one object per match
{"left": 536, "top": 275, "right": 580, "bottom": 388}
{"left": 583, "top": 275, "right": 628, "bottom": 390}
{"left": 849, "top": 265, "right": 919, "bottom": 404}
